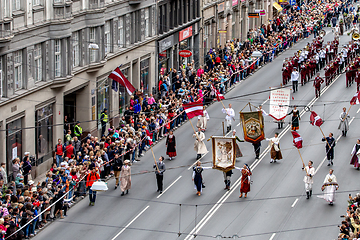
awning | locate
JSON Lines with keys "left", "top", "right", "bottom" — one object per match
{"left": 273, "top": 2, "right": 283, "bottom": 12}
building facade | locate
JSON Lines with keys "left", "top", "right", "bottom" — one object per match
{"left": 0, "top": 0, "right": 157, "bottom": 178}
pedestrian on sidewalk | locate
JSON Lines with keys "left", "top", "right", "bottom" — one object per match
{"left": 154, "top": 156, "right": 165, "bottom": 193}
{"left": 302, "top": 160, "right": 315, "bottom": 199}
{"left": 322, "top": 132, "right": 336, "bottom": 166}
{"left": 120, "top": 160, "right": 131, "bottom": 196}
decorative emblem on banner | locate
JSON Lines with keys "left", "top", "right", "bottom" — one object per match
{"left": 240, "top": 103, "right": 265, "bottom": 143}
{"left": 211, "top": 136, "right": 236, "bottom": 172}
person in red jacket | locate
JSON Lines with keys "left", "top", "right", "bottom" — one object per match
{"left": 313, "top": 73, "right": 324, "bottom": 98}
{"left": 65, "top": 140, "right": 74, "bottom": 159}
{"left": 86, "top": 168, "right": 100, "bottom": 206}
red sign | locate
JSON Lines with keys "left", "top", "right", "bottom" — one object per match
{"left": 179, "top": 50, "right": 192, "bottom": 58}
{"left": 179, "top": 26, "right": 193, "bottom": 42}
{"left": 232, "top": 0, "right": 238, "bottom": 6}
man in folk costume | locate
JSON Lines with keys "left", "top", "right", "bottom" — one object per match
{"left": 165, "top": 130, "right": 176, "bottom": 160}
{"left": 302, "top": 160, "right": 315, "bottom": 199}
{"left": 231, "top": 130, "right": 243, "bottom": 158}
{"left": 192, "top": 161, "right": 212, "bottom": 196}
{"left": 153, "top": 156, "right": 166, "bottom": 193}
{"left": 193, "top": 127, "right": 207, "bottom": 160}
{"left": 350, "top": 139, "right": 360, "bottom": 170}
{"left": 237, "top": 164, "right": 252, "bottom": 198}
{"left": 338, "top": 107, "right": 350, "bottom": 136}
{"left": 266, "top": 132, "right": 282, "bottom": 163}
{"left": 120, "top": 160, "right": 132, "bottom": 196}
{"left": 197, "top": 106, "right": 209, "bottom": 131}
{"left": 319, "top": 169, "right": 339, "bottom": 205}
{"left": 322, "top": 132, "right": 336, "bottom": 166}
{"left": 222, "top": 104, "right": 235, "bottom": 133}
{"left": 314, "top": 72, "right": 324, "bottom": 98}
{"left": 287, "top": 106, "right": 301, "bottom": 131}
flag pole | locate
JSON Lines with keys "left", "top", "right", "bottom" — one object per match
{"left": 297, "top": 148, "right": 307, "bottom": 174}
{"left": 220, "top": 100, "right": 226, "bottom": 109}
{"left": 342, "top": 104, "right": 353, "bottom": 121}
{"left": 150, "top": 146, "right": 160, "bottom": 173}
{"left": 319, "top": 126, "right": 331, "bottom": 149}
{"left": 189, "top": 120, "right": 201, "bottom": 142}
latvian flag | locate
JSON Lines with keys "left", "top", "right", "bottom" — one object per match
{"left": 292, "top": 131, "right": 303, "bottom": 149}
{"left": 350, "top": 91, "right": 360, "bottom": 105}
{"left": 310, "top": 111, "right": 323, "bottom": 127}
{"left": 183, "top": 101, "right": 203, "bottom": 119}
{"left": 108, "top": 66, "right": 136, "bottom": 95}
{"left": 214, "top": 86, "right": 225, "bottom": 101}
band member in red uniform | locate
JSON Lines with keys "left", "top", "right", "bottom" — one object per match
{"left": 357, "top": 70, "right": 360, "bottom": 92}
{"left": 314, "top": 73, "right": 324, "bottom": 98}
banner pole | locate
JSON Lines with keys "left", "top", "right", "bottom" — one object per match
{"left": 319, "top": 126, "right": 331, "bottom": 149}
{"left": 297, "top": 148, "right": 307, "bottom": 174}
{"left": 151, "top": 146, "right": 160, "bottom": 173}
{"left": 190, "top": 120, "right": 201, "bottom": 142}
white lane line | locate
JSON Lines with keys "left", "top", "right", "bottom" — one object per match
{"left": 184, "top": 65, "right": 343, "bottom": 240}
{"left": 269, "top": 233, "right": 276, "bottom": 240}
{"left": 157, "top": 176, "right": 182, "bottom": 198}
{"left": 357, "top": 107, "right": 360, "bottom": 114}
{"left": 291, "top": 198, "right": 299, "bottom": 208}
{"left": 111, "top": 206, "right": 149, "bottom": 240}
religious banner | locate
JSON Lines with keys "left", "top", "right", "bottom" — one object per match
{"left": 269, "top": 88, "right": 291, "bottom": 121}
{"left": 211, "top": 136, "right": 236, "bottom": 172}
{"left": 240, "top": 111, "right": 265, "bottom": 143}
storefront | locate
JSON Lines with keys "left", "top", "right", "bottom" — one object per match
{"left": 158, "top": 35, "right": 174, "bottom": 77}
{"left": 140, "top": 58, "right": 150, "bottom": 94}
{"left": 6, "top": 117, "right": 23, "bottom": 173}
{"left": 179, "top": 26, "right": 193, "bottom": 68}
{"left": 118, "top": 67, "right": 129, "bottom": 115}
{"left": 35, "top": 104, "right": 53, "bottom": 165}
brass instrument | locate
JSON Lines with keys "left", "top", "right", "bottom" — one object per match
{"left": 352, "top": 32, "right": 360, "bottom": 40}
{"left": 319, "top": 30, "right": 326, "bottom": 38}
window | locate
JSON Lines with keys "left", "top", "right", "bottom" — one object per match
{"left": 4, "top": 0, "right": 10, "bottom": 17}
{"left": 118, "top": 67, "right": 129, "bottom": 114}
{"left": 104, "top": 21, "right": 110, "bottom": 53}
{"left": 14, "top": 50, "right": 22, "bottom": 90}
{"left": 118, "top": 16, "right": 124, "bottom": 48}
{"left": 33, "top": 0, "right": 41, "bottom": 6}
{"left": 140, "top": 58, "right": 150, "bottom": 94}
{"left": 7, "top": 118, "right": 23, "bottom": 178}
{"left": 0, "top": 57, "right": 3, "bottom": 98}
{"left": 13, "top": 0, "right": 21, "bottom": 11}
{"left": 34, "top": 44, "right": 42, "bottom": 82}
{"left": 36, "top": 104, "right": 53, "bottom": 162}
{"left": 73, "top": 32, "right": 80, "bottom": 67}
{"left": 145, "top": 8, "right": 150, "bottom": 38}
{"left": 89, "top": 27, "right": 96, "bottom": 63}
{"left": 55, "top": 40, "right": 61, "bottom": 77}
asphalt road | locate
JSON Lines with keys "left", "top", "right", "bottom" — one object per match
{"left": 33, "top": 28, "right": 360, "bottom": 240}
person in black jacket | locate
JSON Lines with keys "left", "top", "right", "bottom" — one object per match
{"left": 22, "top": 155, "right": 32, "bottom": 186}
{"left": 322, "top": 132, "right": 336, "bottom": 166}
{"left": 112, "top": 153, "right": 123, "bottom": 189}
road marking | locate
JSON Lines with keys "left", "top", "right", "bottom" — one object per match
{"left": 269, "top": 233, "right": 276, "bottom": 240}
{"left": 291, "top": 198, "right": 299, "bottom": 208}
{"left": 157, "top": 176, "right": 182, "bottom": 198}
{"left": 357, "top": 107, "right": 360, "bottom": 114}
{"left": 184, "top": 63, "right": 342, "bottom": 240}
{"left": 111, "top": 206, "right": 149, "bottom": 240}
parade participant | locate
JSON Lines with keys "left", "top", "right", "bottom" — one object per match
{"left": 86, "top": 168, "right": 100, "bottom": 206}
{"left": 266, "top": 132, "right": 282, "bottom": 163}
{"left": 350, "top": 139, "right": 360, "bottom": 170}
{"left": 197, "top": 106, "right": 209, "bottom": 131}
{"left": 319, "top": 169, "right": 339, "bottom": 205}
{"left": 112, "top": 153, "right": 122, "bottom": 189}
{"left": 291, "top": 67, "right": 300, "bottom": 92}
{"left": 322, "top": 133, "right": 336, "bottom": 166}
{"left": 238, "top": 164, "right": 251, "bottom": 198}
{"left": 193, "top": 127, "right": 207, "bottom": 160}
{"left": 232, "top": 130, "right": 243, "bottom": 158}
{"left": 165, "top": 130, "right": 176, "bottom": 160}
{"left": 223, "top": 169, "right": 233, "bottom": 190}
{"left": 252, "top": 142, "right": 261, "bottom": 160}
{"left": 222, "top": 104, "right": 235, "bottom": 133}
{"left": 192, "top": 161, "right": 212, "bottom": 196}
{"left": 120, "top": 160, "right": 131, "bottom": 196}
{"left": 357, "top": 70, "right": 360, "bottom": 91}
{"left": 338, "top": 107, "right": 350, "bottom": 137}
{"left": 153, "top": 156, "right": 166, "bottom": 193}
{"left": 313, "top": 72, "right": 324, "bottom": 98}
{"left": 302, "top": 160, "right": 315, "bottom": 199}
{"left": 287, "top": 106, "right": 301, "bottom": 131}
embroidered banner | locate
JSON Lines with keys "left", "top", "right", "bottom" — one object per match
{"left": 211, "top": 136, "right": 236, "bottom": 172}
{"left": 240, "top": 111, "right": 265, "bottom": 143}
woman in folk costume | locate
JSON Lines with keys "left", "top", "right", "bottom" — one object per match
{"left": 197, "top": 106, "right": 210, "bottom": 131}
{"left": 266, "top": 133, "right": 282, "bottom": 163}
{"left": 231, "top": 130, "right": 244, "bottom": 158}
{"left": 120, "top": 160, "right": 132, "bottom": 196}
{"left": 318, "top": 169, "right": 339, "bottom": 205}
{"left": 350, "top": 139, "right": 360, "bottom": 169}
{"left": 193, "top": 127, "right": 207, "bottom": 160}
{"left": 165, "top": 130, "right": 176, "bottom": 160}
{"left": 287, "top": 106, "right": 301, "bottom": 131}
{"left": 236, "top": 164, "right": 252, "bottom": 198}
{"left": 192, "top": 161, "right": 212, "bottom": 196}
{"left": 338, "top": 107, "right": 350, "bottom": 136}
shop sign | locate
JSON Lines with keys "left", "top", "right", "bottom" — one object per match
{"left": 179, "top": 50, "right": 192, "bottom": 58}
{"left": 255, "top": 9, "right": 266, "bottom": 16}
{"left": 279, "top": 0, "right": 289, "bottom": 5}
{"left": 248, "top": 13, "right": 259, "bottom": 18}
{"left": 218, "top": 2, "right": 225, "bottom": 12}
{"left": 232, "top": 0, "right": 238, "bottom": 6}
{"left": 159, "top": 35, "right": 174, "bottom": 53}
{"left": 179, "top": 26, "right": 193, "bottom": 42}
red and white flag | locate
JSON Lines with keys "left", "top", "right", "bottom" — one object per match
{"left": 350, "top": 91, "right": 360, "bottom": 105}
{"left": 108, "top": 66, "right": 136, "bottom": 95}
{"left": 310, "top": 111, "right": 323, "bottom": 127}
{"left": 292, "top": 131, "right": 303, "bottom": 149}
{"left": 212, "top": 84, "right": 225, "bottom": 101}
{"left": 183, "top": 101, "right": 203, "bottom": 119}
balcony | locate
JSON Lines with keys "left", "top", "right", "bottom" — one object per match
{"left": 129, "top": 0, "right": 141, "bottom": 5}
{"left": 89, "top": 0, "right": 105, "bottom": 9}
{"left": 0, "top": 29, "right": 14, "bottom": 47}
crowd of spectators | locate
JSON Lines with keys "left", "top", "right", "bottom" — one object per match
{"left": 0, "top": 1, "right": 354, "bottom": 239}
{"left": 338, "top": 193, "right": 360, "bottom": 240}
